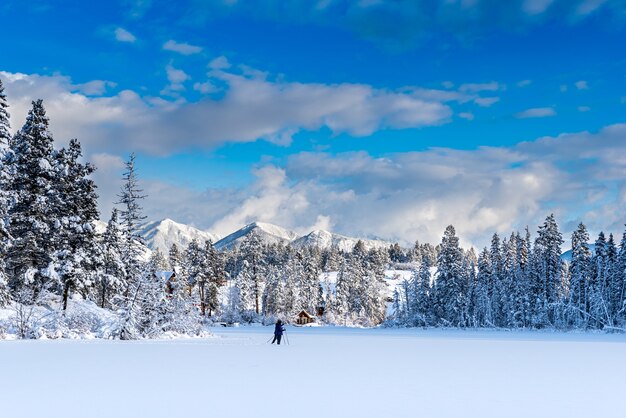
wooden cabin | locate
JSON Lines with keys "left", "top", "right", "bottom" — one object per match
{"left": 296, "top": 310, "right": 315, "bottom": 325}
{"left": 154, "top": 271, "right": 177, "bottom": 294}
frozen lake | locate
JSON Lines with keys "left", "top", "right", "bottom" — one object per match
{"left": 1, "top": 326, "right": 625, "bottom": 418}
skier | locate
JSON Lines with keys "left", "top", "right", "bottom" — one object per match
{"left": 271, "top": 319, "right": 285, "bottom": 345}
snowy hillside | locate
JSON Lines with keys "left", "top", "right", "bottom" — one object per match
{"left": 293, "top": 229, "right": 391, "bottom": 252}
{"left": 214, "top": 221, "right": 299, "bottom": 250}
{"left": 138, "top": 218, "right": 221, "bottom": 254}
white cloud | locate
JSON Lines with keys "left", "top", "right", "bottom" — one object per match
{"left": 459, "top": 82, "right": 502, "bottom": 93}
{"left": 578, "top": 106, "right": 591, "bottom": 112}
{"left": 75, "top": 80, "right": 117, "bottom": 95}
{"left": 209, "top": 56, "right": 231, "bottom": 70}
{"left": 522, "top": 0, "right": 554, "bottom": 15}
{"left": 442, "top": 81, "right": 454, "bottom": 89}
{"left": 163, "top": 40, "right": 203, "bottom": 55}
{"left": 575, "top": 80, "right": 589, "bottom": 90}
{"left": 474, "top": 97, "right": 500, "bottom": 107}
{"left": 515, "top": 107, "right": 556, "bottom": 119}
{"left": 114, "top": 27, "right": 137, "bottom": 43}
{"left": 193, "top": 81, "right": 219, "bottom": 94}
{"left": 459, "top": 112, "right": 475, "bottom": 120}
{"left": 517, "top": 79, "right": 532, "bottom": 87}
{"left": 0, "top": 65, "right": 465, "bottom": 155}
{"left": 560, "top": 84, "right": 568, "bottom": 93}
{"left": 166, "top": 64, "right": 190, "bottom": 85}
{"left": 576, "top": 0, "right": 608, "bottom": 15}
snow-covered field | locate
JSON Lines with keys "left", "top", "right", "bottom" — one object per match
{"left": 1, "top": 327, "right": 625, "bottom": 418}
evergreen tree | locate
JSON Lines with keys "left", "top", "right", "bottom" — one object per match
{"left": 50, "top": 139, "right": 99, "bottom": 310}
{"left": 97, "top": 209, "right": 126, "bottom": 308}
{"left": 412, "top": 257, "right": 432, "bottom": 326}
{"left": 147, "top": 248, "right": 169, "bottom": 273}
{"left": 0, "top": 79, "right": 12, "bottom": 306}
{"left": 531, "top": 214, "right": 564, "bottom": 326}
{"left": 116, "top": 153, "right": 148, "bottom": 286}
{"left": 433, "top": 225, "right": 465, "bottom": 326}
{"left": 238, "top": 232, "right": 265, "bottom": 315}
{"left": 168, "top": 243, "right": 182, "bottom": 273}
{"left": 3, "top": 100, "right": 57, "bottom": 300}
{"left": 617, "top": 228, "right": 626, "bottom": 325}
{"left": 568, "top": 223, "right": 591, "bottom": 327}
{"left": 472, "top": 248, "right": 493, "bottom": 327}
{"left": 0, "top": 79, "right": 10, "bottom": 145}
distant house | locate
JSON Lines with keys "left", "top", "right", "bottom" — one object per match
{"left": 154, "top": 271, "right": 177, "bottom": 294}
{"left": 296, "top": 310, "right": 315, "bottom": 325}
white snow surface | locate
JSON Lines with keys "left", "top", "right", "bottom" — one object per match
{"left": 139, "top": 218, "right": 221, "bottom": 254}
{"left": 1, "top": 326, "right": 625, "bottom": 418}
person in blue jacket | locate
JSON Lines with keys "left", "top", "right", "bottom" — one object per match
{"left": 271, "top": 319, "right": 285, "bottom": 345}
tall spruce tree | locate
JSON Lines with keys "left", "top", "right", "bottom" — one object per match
{"left": 4, "top": 100, "right": 57, "bottom": 301}
{"left": 116, "top": 153, "right": 147, "bottom": 286}
{"left": 568, "top": 223, "right": 591, "bottom": 327}
{"left": 51, "top": 139, "right": 99, "bottom": 310}
{"left": 433, "top": 225, "right": 465, "bottom": 326}
{"left": 0, "top": 79, "right": 11, "bottom": 306}
{"left": 0, "top": 79, "right": 10, "bottom": 145}
{"left": 97, "top": 209, "right": 126, "bottom": 308}
{"left": 532, "top": 214, "right": 564, "bottom": 326}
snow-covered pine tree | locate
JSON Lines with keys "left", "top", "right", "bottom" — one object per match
{"left": 168, "top": 243, "right": 183, "bottom": 274}
{"left": 50, "top": 139, "right": 99, "bottom": 310}
{"left": 204, "top": 240, "right": 226, "bottom": 317}
{"left": 489, "top": 233, "right": 504, "bottom": 326}
{"left": 116, "top": 153, "right": 148, "bottom": 287}
{"left": 0, "top": 79, "right": 11, "bottom": 306}
{"left": 330, "top": 260, "right": 351, "bottom": 323}
{"left": 97, "top": 209, "right": 126, "bottom": 308}
{"left": 234, "top": 260, "right": 255, "bottom": 321}
{"left": 568, "top": 223, "right": 591, "bottom": 327}
{"left": 298, "top": 248, "right": 322, "bottom": 314}
{"left": 433, "top": 225, "right": 465, "bottom": 326}
{"left": 3, "top": 100, "right": 58, "bottom": 301}
{"left": 261, "top": 265, "right": 282, "bottom": 317}
{"left": 531, "top": 214, "right": 564, "bottom": 327}
{"left": 472, "top": 248, "right": 493, "bottom": 327}
{"left": 238, "top": 232, "right": 265, "bottom": 315}
{"left": 0, "top": 79, "right": 10, "bottom": 145}
{"left": 147, "top": 248, "right": 169, "bottom": 273}
{"left": 412, "top": 256, "right": 432, "bottom": 326}
{"left": 617, "top": 228, "right": 626, "bottom": 326}
{"left": 605, "top": 233, "right": 622, "bottom": 323}
{"left": 513, "top": 230, "right": 532, "bottom": 328}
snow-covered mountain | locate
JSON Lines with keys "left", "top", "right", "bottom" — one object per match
{"left": 214, "top": 222, "right": 299, "bottom": 250}
{"left": 96, "top": 217, "right": 392, "bottom": 253}
{"left": 292, "top": 229, "right": 391, "bottom": 252}
{"left": 138, "top": 218, "right": 221, "bottom": 254}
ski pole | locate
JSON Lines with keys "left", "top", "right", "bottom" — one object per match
{"left": 284, "top": 329, "right": 289, "bottom": 345}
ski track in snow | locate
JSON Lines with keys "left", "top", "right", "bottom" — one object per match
{"left": 1, "top": 327, "right": 625, "bottom": 418}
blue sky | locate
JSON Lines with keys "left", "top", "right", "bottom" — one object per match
{"left": 1, "top": 0, "right": 626, "bottom": 247}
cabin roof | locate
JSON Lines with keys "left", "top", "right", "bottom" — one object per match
{"left": 297, "top": 310, "right": 314, "bottom": 319}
